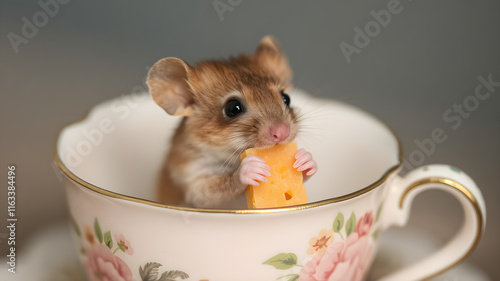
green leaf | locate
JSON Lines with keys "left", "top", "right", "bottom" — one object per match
{"left": 94, "top": 218, "right": 103, "bottom": 244}
{"left": 375, "top": 202, "right": 384, "bottom": 222}
{"left": 278, "top": 274, "right": 300, "bottom": 281}
{"left": 117, "top": 241, "right": 127, "bottom": 253}
{"left": 104, "top": 231, "right": 113, "bottom": 249}
{"left": 263, "top": 253, "right": 298, "bottom": 270}
{"left": 139, "top": 262, "right": 162, "bottom": 281}
{"left": 158, "top": 270, "right": 190, "bottom": 281}
{"left": 372, "top": 228, "right": 380, "bottom": 240}
{"left": 72, "top": 217, "right": 81, "bottom": 237}
{"left": 95, "top": 272, "right": 104, "bottom": 280}
{"left": 332, "top": 212, "right": 344, "bottom": 233}
{"left": 450, "top": 166, "right": 461, "bottom": 173}
{"left": 345, "top": 212, "right": 356, "bottom": 237}
{"left": 139, "top": 263, "right": 189, "bottom": 281}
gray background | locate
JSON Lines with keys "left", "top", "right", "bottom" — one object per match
{"left": 1, "top": 0, "right": 499, "bottom": 279}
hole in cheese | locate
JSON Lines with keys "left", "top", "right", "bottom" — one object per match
{"left": 240, "top": 142, "right": 308, "bottom": 209}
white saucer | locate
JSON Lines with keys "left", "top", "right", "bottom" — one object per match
{"left": 0, "top": 222, "right": 490, "bottom": 281}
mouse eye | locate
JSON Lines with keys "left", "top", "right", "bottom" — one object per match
{"left": 281, "top": 90, "right": 291, "bottom": 107}
{"left": 224, "top": 99, "right": 245, "bottom": 118}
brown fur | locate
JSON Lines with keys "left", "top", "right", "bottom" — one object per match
{"left": 148, "top": 36, "right": 299, "bottom": 208}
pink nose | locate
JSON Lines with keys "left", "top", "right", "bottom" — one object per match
{"left": 269, "top": 124, "right": 290, "bottom": 143}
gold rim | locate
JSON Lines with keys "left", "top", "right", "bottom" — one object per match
{"left": 53, "top": 101, "right": 403, "bottom": 214}
{"left": 399, "top": 177, "right": 484, "bottom": 280}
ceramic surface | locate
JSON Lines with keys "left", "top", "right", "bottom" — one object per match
{"left": 55, "top": 89, "right": 486, "bottom": 281}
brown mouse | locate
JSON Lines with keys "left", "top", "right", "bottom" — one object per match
{"left": 147, "top": 36, "right": 317, "bottom": 208}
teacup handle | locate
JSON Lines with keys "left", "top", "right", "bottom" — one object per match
{"left": 378, "top": 164, "right": 486, "bottom": 281}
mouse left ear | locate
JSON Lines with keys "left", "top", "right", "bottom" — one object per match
{"left": 254, "top": 36, "right": 293, "bottom": 87}
{"left": 147, "top": 57, "right": 195, "bottom": 116}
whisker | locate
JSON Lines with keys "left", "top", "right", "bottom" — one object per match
{"left": 218, "top": 139, "right": 250, "bottom": 173}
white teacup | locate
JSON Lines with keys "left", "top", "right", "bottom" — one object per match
{"left": 54, "top": 89, "right": 486, "bottom": 281}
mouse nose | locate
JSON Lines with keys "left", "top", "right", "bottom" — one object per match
{"left": 269, "top": 124, "right": 290, "bottom": 143}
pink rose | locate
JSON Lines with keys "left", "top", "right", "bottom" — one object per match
{"left": 299, "top": 233, "right": 374, "bottom": 281}
{"left": 85, "top": 243, "right": 134, "bottom": 281}
{"left": 355, "top": 211, "right": 374, "bottom": 237}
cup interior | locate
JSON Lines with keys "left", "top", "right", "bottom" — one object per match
{"left": 56, "top": 90, "right": 400, "bottom": 209}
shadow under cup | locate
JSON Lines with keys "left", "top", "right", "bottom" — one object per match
{"left": 54, "top": 90, "right": 483, "bottom": 281}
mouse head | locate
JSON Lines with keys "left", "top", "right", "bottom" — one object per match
{"left": 147, "top": 36, "right": 298, "bottom": 154}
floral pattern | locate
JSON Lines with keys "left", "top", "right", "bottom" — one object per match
{"left": 84, "top": 225, "right": 97, "bottom": 246}
{"left": 355, "top": 211, "right": 374, "bottom": 237}
{"left": 300, "top": 232, "right": 373, "bottom": 281}
{"left": 70, "top": 203, "right": 384, "bottom": 281}
{"left": 85, "top": 243, "right": 134, "bottom": 281}
{"left": 71, "top": 217, "right": 189, "bottom": 281}
{"left": 263, "top": 202, "right": 383, "bottom": 281}
{"left": 114, "top": 234, "right": 134, "bottom": 255}
{"left": 307, "top": 229, "right": 334, "bottom": 256}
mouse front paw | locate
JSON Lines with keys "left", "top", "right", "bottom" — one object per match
{"left": 294, "top": 148, "right": 318, "bottom": 181}
{"left": 235, "top": 156, "right": 271, "bottom": 190}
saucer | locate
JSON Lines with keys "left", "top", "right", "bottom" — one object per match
{"left": 0, "top": 222, "right": 490, "bottom": 281}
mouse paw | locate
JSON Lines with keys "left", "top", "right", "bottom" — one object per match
{"left": 294, "top": 148, "right": 317, "bottom": 181}
{"left": 236, "top": 156, "right": 271, "bottom": 190}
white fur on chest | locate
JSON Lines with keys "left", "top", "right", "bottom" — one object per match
{"left": 182, "top": 144, "right": 240, "bottom": 183}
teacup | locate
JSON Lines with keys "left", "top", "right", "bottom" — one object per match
{"left": 54, "top": 89, "right": 486, "bottom": 281}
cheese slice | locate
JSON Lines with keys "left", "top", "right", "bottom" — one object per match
{"left": 240, "top": 142, "right": 308, "bottom": 209}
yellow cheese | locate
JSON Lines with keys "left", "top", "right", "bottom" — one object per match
{"left": 240, "top": 142, "right": 308, "bottom": 209}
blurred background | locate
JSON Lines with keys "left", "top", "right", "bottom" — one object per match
{"left": 1, "top": 0, "right": 499, "bottom": 280}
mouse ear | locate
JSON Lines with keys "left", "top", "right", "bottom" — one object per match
{"left": 254, "top": 36, "right": 293, "bottom": 87}
{"left": 147, "top": 57, "right": 195, "bottom": 116}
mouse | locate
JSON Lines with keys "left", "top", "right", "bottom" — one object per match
{"left": 146, "top": 36, "right": 317, "bottom": 208}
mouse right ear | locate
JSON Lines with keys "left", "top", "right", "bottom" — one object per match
{"left": 254, "top": 36, "right": 293, "bottom": 87}
{"left": 147, "top": 57, "right": 195, "bottom": 116}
